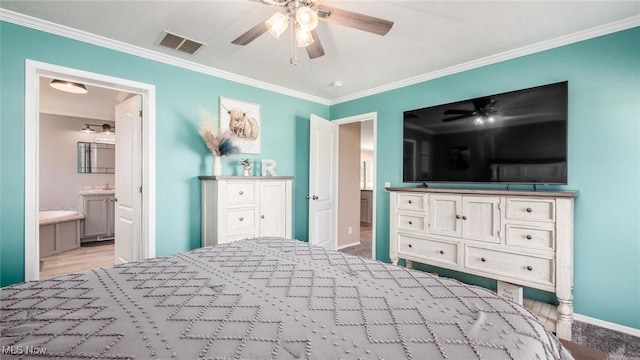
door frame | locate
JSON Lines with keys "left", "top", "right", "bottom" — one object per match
{"left": 24, "top": 60, "right": 156, "bottom": 281}
{"left": 334, "top": 112, "right": 377, "bottom": 260}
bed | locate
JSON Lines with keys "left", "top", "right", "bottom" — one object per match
{"left": 1, "top": 238, "right": 572, "bottom": 359}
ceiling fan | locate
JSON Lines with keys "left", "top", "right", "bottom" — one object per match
{"left": 231, "top": 0, "right": 394, "bottom": 64}
{"left": 443, "top": 98, "right": 498, "bottom": 125}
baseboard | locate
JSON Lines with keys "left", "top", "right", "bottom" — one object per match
{"left": 338, "top": 241, "right": 361, "bottom": 250}
{"left": 574, "top": 313, "right": 640, "bottom": 338}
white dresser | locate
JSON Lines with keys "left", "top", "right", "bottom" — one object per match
{"left": 388, "top": 187, "right": 578, "bottom": 340}
{"left": 200, "top": 176, "right": 294, "bottom": 247}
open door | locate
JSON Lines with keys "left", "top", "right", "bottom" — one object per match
{"left": 114, "top": 95, "right": 142, "bottom": 263}
{"left": 308, "top": 114, "right": 338, "bottom": 250}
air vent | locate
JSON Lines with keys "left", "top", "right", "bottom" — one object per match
{"left": 158, "top": 31, "right": 205, "bottom": 55}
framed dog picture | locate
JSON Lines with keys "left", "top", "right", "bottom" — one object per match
{"left": 219, "top": 97, "right": 261, "bottom": 154}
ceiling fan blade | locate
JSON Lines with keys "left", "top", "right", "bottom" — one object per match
{"left": 444, "top": 109, "right": 474, "bottom": 115}
{"left": 443, "top": 115, "right": 472, "bottom": 122}
{"left": 306, "top": 30, "right": 325, "bottom": 59}
{"left": 317, "top": 5, "right": 393, "bottom": 36}
{"left": 231, "top": 18, "right": 268, "bottom": 45}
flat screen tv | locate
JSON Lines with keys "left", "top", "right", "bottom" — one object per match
{"left": 403, "top": 81, "right": 568, "bottom": 184}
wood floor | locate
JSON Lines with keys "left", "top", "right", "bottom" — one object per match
{"left": 39, "top": 241, "right": 115, "bottom": 279}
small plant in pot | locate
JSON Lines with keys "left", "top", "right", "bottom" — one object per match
{"left": 239, "top": 158, "right": 252, "bottom": 176}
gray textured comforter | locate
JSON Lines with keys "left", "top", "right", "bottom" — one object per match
{"left": 1, "top": 238, "right": 572, "bottom": 359}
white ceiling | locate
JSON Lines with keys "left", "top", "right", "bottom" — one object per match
{"left": 3, "top": 1, "right": 639, "bottom": 103}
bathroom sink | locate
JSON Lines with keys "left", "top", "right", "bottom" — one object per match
{"left": 80, "top": 189, "right": 115, "bottom": 195}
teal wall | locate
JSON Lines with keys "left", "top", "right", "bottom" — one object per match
{"left": 331, "top": 27, "right": 640, "bottom": 330}
{"left": 0, "top": 22, "right": 328, "bottom": 286}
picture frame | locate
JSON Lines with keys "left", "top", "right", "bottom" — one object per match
{"left": 219, "top": 97, "right": 261, "bottom": 154}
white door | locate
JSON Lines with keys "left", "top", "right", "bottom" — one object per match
{"left": 259, "top": 181, "right": 286, "bottom": 237}
{"left": 308, "top": 114, "right": 338, "bottom": 250}
{"left": 115, "top": 95, "right": 142, "bottom": 264}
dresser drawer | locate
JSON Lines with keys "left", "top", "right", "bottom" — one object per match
{"left": 396, "top": 193, "right": 426, "bottom": 212}
{"left": 225, "top": 207, "right": 258, "bottom": 234}
{"left": 505, "top": 224, "right": 555, "bottom": 251}
{"left": 226, "top": 181, "right": 258, "bottom": 204}
{"left": 397, "top": 213, "right": 427, "bottom": 233}
{"left": 398, "top": 235, "right": 459, "bottom": 266}
{"left": 505, "top": 198, "right": 555, "bottom": 222}
{"left": 466, "top": 246, "right": 554, "bottom": 287}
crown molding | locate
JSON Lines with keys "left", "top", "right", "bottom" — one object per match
{"left": 2, "top": 9, "right": 637, "bottom": 107}
{"left": 329, "top": 15, "right": 640, "bottom": 105}
{"left": 0, "top": 9, "right": 331, "bottom": 106}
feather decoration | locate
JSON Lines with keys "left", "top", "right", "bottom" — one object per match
{"left": 199, "top": 109, "right": 239, "bottom": 157}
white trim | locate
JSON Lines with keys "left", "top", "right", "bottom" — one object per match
{"left": 329, "top": 15, "right": 640, "bottom": 105}
{"left": 1, "top": 9, "right": 328, "bottom": 106}
{"left": 2, "top": 9, "right": 638, "bottom": 106}
{"left": 334, "top": 112, "right": 378, "bottom": 261}
{"left": 573, "top": 313, "right": 640, "bottom": 338}
{"left": 24, "top": 60, "right": 156, "bottom": 281}
{"left": 338, "top": 241, "right": 361, "bottom": 250}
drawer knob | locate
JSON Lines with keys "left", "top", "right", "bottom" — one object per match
{"left": 408, "top": 200, "right": 413, "bottom": 204}
{"left": 481, "top": 257, "right": 486, "bottom": 262}
{"left": 261, "top": 215, "right": 265, "bottom": 219}
{"left": 239, "top": 191, "right": 244, "bottom": 195}
{"left": 462, "top": 216, "right": 467, "bottom": 220}
{"left": 408, "top": 244, "right": 412, "bottom": 248}
{"left": 456, "top": 215, "right": 461, "bottom": 219}
{"left": 439, "top": 250, "right": 444, "bottom": 255}
{"left": 526, "top": 207, "right": 533, "bottom": 213}
{"left": 526, "top": 265, "right": 533, "bottom": 271}
{"left": 239, "top": 217, "right": 244, "bottom": 221}
{"left": 408, "top": 221, "right": 413, "bottom": 225}
{"left": 526, "top": 234, "right": 533, "bottom": 240}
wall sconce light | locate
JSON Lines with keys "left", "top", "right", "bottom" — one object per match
{"left": 81, "top": 123, "right": 115, "bottom": 134}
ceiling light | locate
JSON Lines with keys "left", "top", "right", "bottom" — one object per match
{"left": 296, "top": 6, "right": 318, "bottom": 32}
{"left": 50, "top": 79, "right": 88, "bottom": 94}
{"left": 296, "top": 28, "right": 314, "bottom": 47}
{"left": 474, "top": 117, "right": 484, "bottom": 125}
{"left": 487, "top": 116, "right": 495, "bottom": 123}
{"left": 265, "top": 12, "right": 288, "bottom": 38}
{"left": 331, "top": 81, "right": 343, "bottom": 88}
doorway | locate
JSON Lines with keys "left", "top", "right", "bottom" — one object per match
{"left": 24, "top": 60, "right": 157, "bottom": 281}
{"left": 336, "top": 113, "right": 377, "bottom": 260}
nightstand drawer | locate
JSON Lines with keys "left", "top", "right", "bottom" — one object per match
{"left": 226, "top": 181, "right": 258, "bottom": 204}
{"left": 505, "top": 224, "right": 555, "bottom": 251}
{"left": 225, "top": 207, "right": 258, "bottom": 234}
{"left": 466, "top": 246, "right": 554, "bottom": 287}
{"left": 397, "top": 213, "right": 427, "bottom": 233}
{"left": 398, "top": 235, "right": 459, "bottom": 266}
{"left": 397, "top": 193, "right": 426, "bottom": 212}
{"left": 505, "top": 198, "right": 555, "bottom": 222}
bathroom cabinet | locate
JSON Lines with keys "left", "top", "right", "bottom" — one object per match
{"left": 81, "top": 194, "right": 115, "bottom": 242}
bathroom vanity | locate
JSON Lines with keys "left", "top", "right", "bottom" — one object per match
{"left": 80, "top": 191, "right": 115, "bottom": 242}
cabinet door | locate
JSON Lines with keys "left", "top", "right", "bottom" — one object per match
{"left": 259, "top": 181, "right": 286, "bottom": 237}
{"left": 462, "top": 196, "right": 501, "bottom": 243}
{"left": 107, "top": 198, "right": 115, "bottom": 236}
{"left": 83, "top": 195, "right": 109, "bottom": 237}
{"left": 429, "top": 194, "right": 462, "bottom": 238}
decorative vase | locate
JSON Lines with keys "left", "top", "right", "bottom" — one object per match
{"left": 213, "top": 156, "right": 222, "bottom": 176}
{"left": 243, "top": 167, "right": 251, "bottom": 176}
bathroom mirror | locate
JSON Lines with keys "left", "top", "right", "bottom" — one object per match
{"left": 77, "top": 142, "right": 115, "bottom": 174}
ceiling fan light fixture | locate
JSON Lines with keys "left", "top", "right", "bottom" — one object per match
{"left": 265, "top": 12, "right": 289, "bottom": 38}
{"left": 50, "top": 79, "right": 88, "bottom": 94}
{"left": 295, "top": 28, "right": 314, "bottom": 47}
{"left": 474, "top": 117, "right": 484, "bottom": 126}
{"left": 296, "top": 6, "right": 318, "bottom": 32}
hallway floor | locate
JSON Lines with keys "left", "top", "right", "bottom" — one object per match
{"left": 340, "top": 223, "right": 373, "bottom": 258}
